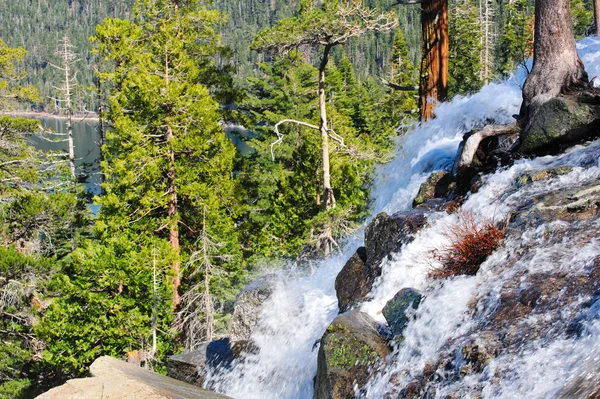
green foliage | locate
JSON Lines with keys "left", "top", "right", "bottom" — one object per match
{"left": 571, "top": 0, "right": 593, "bottom": 38}
{"left": 0, "top": 1, "right": 134, "bottom": 112}
{"left": 73, "top": 0, "right": 245, "bottom": 356}
{"left": 252, "top": 0, "right": 397, "bottom": 53}
{"left": 0, "top": 247, "right": 58, "bottom": 398}
{"left": 495, "top": 0, "right": 533, "bottom": 78}
{"left": 36, "top": 240, "right": 177, "bottom": 378}
{"left": 236, "top": 51, "right": 396, "bottom": 259}
{"left": 449, "top": 0, "right": 484, "bottom": 97}
{"left": 381, "top": 28, "right": 418, "bottom": 130}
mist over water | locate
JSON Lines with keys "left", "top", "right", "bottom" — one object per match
{"left": 209, "top": 38, "right": 600, "bottom": 399}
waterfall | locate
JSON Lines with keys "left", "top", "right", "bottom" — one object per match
{"left": 208, "top": 38, "right": 600, "bottom": 399}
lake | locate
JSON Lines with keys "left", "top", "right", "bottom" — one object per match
{"left": 28, "top": 115, "right": 103, "bottom": 196}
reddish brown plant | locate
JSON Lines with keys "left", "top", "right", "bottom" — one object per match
{"left": 429, "top": 212, "right": 506, "bottom": 279}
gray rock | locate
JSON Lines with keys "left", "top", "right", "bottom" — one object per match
{"left": 412, "top": 171, "right": 456, "bottom": 208}
{"left": 519, "top": 95, "right": 600, "bottom": 154}
{"left": 229, "top": 273, "right": 280, "bottom": 344}
{"left": 382, "top": 288, "right": 423, "bottom": 336}
{"left": 167, "top": 339, "right": 233, "bottom": 387}
{"left": 334, "top": 212, "right": 427, "bottom": 313}
{"left": 364, "top": 211, "right": 427, "bottom": 272}
{"left": 335, "top": 247, "right": 369, "bottom": 312}
{"left": 36, "top": 356, "right": 232, "bottom": 399}
{"left": 314, "top": 311, "right": 392, "bottom": 399}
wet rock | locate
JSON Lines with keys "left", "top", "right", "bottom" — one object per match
{"left": 459, "top": 334, "right": 502, "bottom": 375}
{"left": 335, "top": 247, "right": 370, "bottom": 312}
{"left": 229, "top": 274, "right": 280, "bottom": 344}
{"left": 314, "top": 311, "right": 392, "bottom": 399}
{"left": 365, "top": 211, "right": 427, "bottom": 272}
{"left": 36, "top": 356, "right": 232, "bottom": 399}
{"left": 508, "top": 178, "right": 600, "bottom": 232}
{"left": 382, "top": 288, "right": 423, "bottom": 336}
{"left": 167, "top": 339, "right": 234, "bottom": 387}
{"left": 515, "top": 166, "right": 574, "bottom": 187}
{"left": 518, "top": 95, "right": 600, "bottom": 155}
{"left": 412, "top": 172, "right": 457, "bottom": 207}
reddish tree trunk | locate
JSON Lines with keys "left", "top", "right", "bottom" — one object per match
{"left": 521, "top": 0, "right": 587, "bottom": 123}
{"left": 595, "top": 0, "right": 600, "bottom": 36}
{"left": 420, "top": 0, "right": 449, "bottom": 121}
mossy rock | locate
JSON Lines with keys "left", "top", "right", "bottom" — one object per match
{"left": 382, "top": 288, "right": 422, "bottom": 336}
{"left": 519, "top": 96, "right": 600, "bottom": 155}
{"left": 515, "top": 166, "right": 574, "bottom": 188}
{"left": 314, "top": 311, "right": 391, "bottom": 399}
{"left": 412, "top": 171, "right": 457, "bottom": 207}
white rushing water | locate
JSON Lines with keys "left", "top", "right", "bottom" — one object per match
{"left": 209, "top": 38, "right": 600, "bottom": 399}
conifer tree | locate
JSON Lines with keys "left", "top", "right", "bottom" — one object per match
{"left": 495, "top": 0, "right": 533, "bottom": 78}
{"left": 92, "top": 0, "right": 242, "bottom": 310}
{"left": 449, "top": 0, "right": 484, "bottom": 97}
{"left": 252, "top": 0, "right": 397, "bottom": 255}
{"left": 382, "top": 28, "right": 418, "bottom": 129}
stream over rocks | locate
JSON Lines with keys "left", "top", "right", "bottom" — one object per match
{"left": 206, "top": 38, "right": 600, "bottom": 399}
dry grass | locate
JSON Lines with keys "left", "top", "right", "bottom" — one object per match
{"left": 429, "top": 212, "right": 506, "bottom": 279}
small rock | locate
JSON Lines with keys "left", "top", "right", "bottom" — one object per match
{"left": 314, "top": 311, "right": 392, "bottom": 399}
{"left": 382, "top": 288, "right": 423, "bottom": 336}
{"left": 412, "top": 172, "right": 457, "bottom": 208}
{"left": 459, "top": 334, "right": 502, "bottom": 374}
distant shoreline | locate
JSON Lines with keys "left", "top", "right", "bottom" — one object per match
{"left": 1, "top": 111, "right": 100, "bottom": 123}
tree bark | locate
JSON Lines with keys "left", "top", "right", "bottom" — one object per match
{"left": 595, "top": 0, "right": 600, "bottom": 36}
{"left": 202, "top": 206, "right": 213, "bottom": 342}
{"left": 420, "top": 0, "right": 449, "bottom": 121}
{"left": 318, "top": 45, "right": 336, "bottom": 257}
{"left": 165, "top": 51, "right": 181, "bottom": 309}
{"left": 62, "top": 38, "right": 75, "bottom": 178}
{"left": 319, "top": 45, "right": 336, "bottom": 211}
{"left": 520, "top": 0, "right": 587, "bottom": 123}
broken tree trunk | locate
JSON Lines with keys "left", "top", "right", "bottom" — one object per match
{"left": 420, "top": 0, "right": 449, "bottom": 121}
{"left": 453, "top": 123, "right": 519, "bottom": 173}
{"left": 520, "top": 0, "right": 587, "bottom": 125}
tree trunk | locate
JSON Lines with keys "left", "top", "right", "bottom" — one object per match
{"left": 165, "top": 52, "right": 181, "bottom": 309}
{"left": 520, "top": 0, "right": 587, "bottom": 123}
{"left": 96, "top": 64, "right": 106, "bottom": 186}
{"left": 595, "top": 0, "right": 600, "bottom": 36}
{"left": 420, "top": 0, "right": 449, "bottom": 121}
{"left": 319, "top": 45, "right": 336, "bottom": 211}
{"left": 202, "top": 206, "right": 214, "bottom": 342}
{"left": 63, "top": 39, "right": 75, "bottom": 179}
{"left": 318, "top": 45, "right": 336, "bottom": 257}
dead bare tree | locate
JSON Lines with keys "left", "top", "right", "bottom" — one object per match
{"left": 49, "top": 36, "right": 78, "bottom": 178}
{"left": 175, "top": 206, "right": 233, "bottom": 349}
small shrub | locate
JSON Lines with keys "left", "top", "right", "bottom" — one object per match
{"left": 429, "top": 212, "right": 506, "bottom": 278}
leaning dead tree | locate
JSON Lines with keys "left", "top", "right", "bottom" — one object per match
{"left": 392, "top": 0, "right": 448, "bottom": 121}
{"left": 520, "top": 0, "right": 587, "bottom": 124}
{"left": 253, "top": 0, "right": 397, "bottom": 255}
{"left": 49, "top": 36, "right": 79, "bottom": 178}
